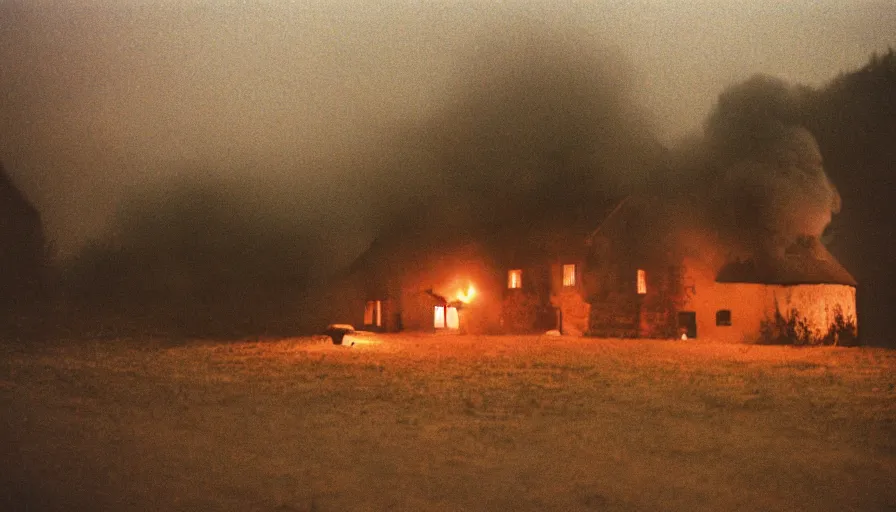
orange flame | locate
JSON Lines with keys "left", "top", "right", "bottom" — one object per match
{"left": 456, "top": 283, "right": 476, "bottom": 304}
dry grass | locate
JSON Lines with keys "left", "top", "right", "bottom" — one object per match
{"left": 1, "top": 334, "right": 894, "bottom": 511}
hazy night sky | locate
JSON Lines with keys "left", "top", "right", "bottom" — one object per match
{"left": 1, "top": 0, "right": 894, "bottom": 266}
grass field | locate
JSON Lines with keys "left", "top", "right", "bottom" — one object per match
{"left": 1, "top": 333, "right": 894, "bottom": 511}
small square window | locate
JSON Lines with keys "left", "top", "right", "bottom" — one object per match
{"left": 637, "top": 269, "right": 647, "bottom": 295}
{"left": 716, "top": 310, "right": 732, "bottom": 326}
{"left": 508, "top": 269, "right": 522, "bottom": 289}
{"left": 562, "top": 264, "right": 576, "bottom": 287}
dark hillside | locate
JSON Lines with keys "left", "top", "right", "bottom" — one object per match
{"left": 0, "top": 162, "right": 45, "bottom": 316}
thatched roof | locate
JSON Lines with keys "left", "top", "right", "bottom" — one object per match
{"left": 716, "top": 238, "right": 857, "bottom": 286}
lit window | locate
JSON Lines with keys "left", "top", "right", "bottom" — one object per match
{"left": 445, "top": 307, "right": 459, "bottom": 329}
{"left": 508, "top": 269, "right": 522, "bottom": 289}
{"left": 563, "top": 264, "right": 576, "bottom": 287}
{"left": 434, "top": 305, "right": 459, "bottom": 329}
{"left": 637, "top": 269, "right": 647, "bottom": 295}
{"left": 364, "top": 300, "right": 382, "bottom": 327}
{"left": 434, "top": 306, "right": 445, "bottom": 328}
{"left": 716, "top": 310, "right": 732, "bottom": 326}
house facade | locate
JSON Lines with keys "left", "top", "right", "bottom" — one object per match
{"left": 583, "top": 196, "right": 857, "bottom": 342}
{"left": 319, "top": 217, "right": 595, "bottom": 336}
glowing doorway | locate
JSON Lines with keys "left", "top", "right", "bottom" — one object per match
{"left": 434, "top": 306, "right": 459, "bottom": 329}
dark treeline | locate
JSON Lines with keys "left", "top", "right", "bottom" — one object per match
{"left": 1, "top": 176, "right": 311, "bottom": 339}
{"left": 809, "top": 49, "right": 896, "bottom": 345}
{"left": 59, "top": 179, "right": 313, "bottom": 338}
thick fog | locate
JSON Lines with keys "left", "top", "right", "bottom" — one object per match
{"left": 1, "top": 1, "right": 894, "bottom": 273}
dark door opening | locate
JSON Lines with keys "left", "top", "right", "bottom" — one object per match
{"left": 535, "top": 306, "right": 559, "bottom": 332}
{"left": 677, "top": 311, "right": 697, "bottom": 339}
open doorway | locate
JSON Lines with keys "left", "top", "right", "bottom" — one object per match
{"left": 364, "top": 300, "right": 382, "bottom": 328}
{"left": 434, "top": 305, "right": 459, "bottom": 329}
{"left": 677, "top": 311, "right": 697, "bottom": 339}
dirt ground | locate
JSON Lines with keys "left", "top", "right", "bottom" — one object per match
{"left": 1, "top": 333, "right": 894, "bottom": 511}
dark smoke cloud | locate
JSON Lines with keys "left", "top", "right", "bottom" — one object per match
{"left": 50, "top": 9, "right": 661, "bottom": 304}
{"left": 3, "top": 1, "right": 891, "bottom": 274}
{"left": 687, "top": 75, "right": 842, "bottom": 257}
{"left": 365, "top": 17, "right": 661, "bottom": 241}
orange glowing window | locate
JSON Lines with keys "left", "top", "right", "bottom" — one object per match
{"left": 445, "top": 307, "right": 459, "bottom": 329}
{"left": 637, "top": 269, "right": 647, "bottom": 295}
{"left": 508, "top": 269, "right": 522, "bottom": 289}
{"left": 364, "top": 300, "right": 382, "bottom": 327}
{"left": 562, "top": 264, "right": 576, "bottom": 287}
{"left": 434, "top": 306, "right": 445, "bottom": 328}
{"left": 434, "top": 306, "right": 459, "bottom": 329}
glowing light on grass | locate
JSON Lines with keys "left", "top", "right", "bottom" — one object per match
{"left": 343, "top": 332, "right": 381, "bottom": 346}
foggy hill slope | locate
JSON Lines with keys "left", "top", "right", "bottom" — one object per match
{"left": 0, "top": 162, "right": 45, "bottom": 307}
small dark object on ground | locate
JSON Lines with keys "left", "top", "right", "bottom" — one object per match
{"left": 324, "top": 324, "right": 355, "bottom": 345}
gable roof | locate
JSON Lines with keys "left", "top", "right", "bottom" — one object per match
{"left": 584, "top": 195, "right": 634, "bottom": 245}
{"left": 586, "top": 194, "right": 857, "bottom": 287}
{"left": 716, "top": 238, "right": 857, "bottom": 286}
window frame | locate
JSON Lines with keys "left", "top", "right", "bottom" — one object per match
{"left": 562, "top": 263, "right": 576, "bottom": 287}
{"left": 716, "top": 309, "right": 732, "bottom": 327}
{"left": 507, "top": 269, "right": 523, "bottom": 289}
{"left": 434, "top": 305, "right": 459, "bottom": 329}
{"left": 364, "top": 300, "right": 382, "bottom": 327}
{"left": 434, "top": 305, "right": 445, "bottom": 329}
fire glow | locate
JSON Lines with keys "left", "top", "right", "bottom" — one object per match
{"left": 455, "top": 283, "right": 476, "bottom": 304}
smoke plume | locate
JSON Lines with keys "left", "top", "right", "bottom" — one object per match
{"left": 367, "top": 16, "right": 662, "bottom": 244}
{"left": 694, "top": 75, "right": 842, "bottom": 257}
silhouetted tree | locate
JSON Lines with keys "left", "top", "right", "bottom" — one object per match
{"left": 64, "top": 179, "right": 312, "bottom": 337}
{"left": 807, "top": 48, "right": 896, "bottom": 344}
